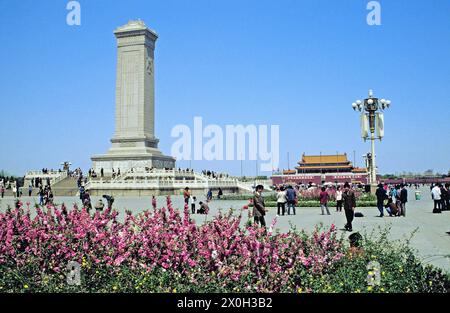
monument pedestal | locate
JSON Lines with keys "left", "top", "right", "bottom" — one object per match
{"left": 91, "top": 20, "right": 175, "bottom": 173}
{"left": 92, "top": 136, "right": 175, "bottom": 172}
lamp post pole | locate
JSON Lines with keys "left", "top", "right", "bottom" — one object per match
{"left": 352, "top": 89, "right": 391, "bottom": 193}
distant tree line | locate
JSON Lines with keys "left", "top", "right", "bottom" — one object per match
{"left": 380, "top": 169, "right": 450, "bottom": 179}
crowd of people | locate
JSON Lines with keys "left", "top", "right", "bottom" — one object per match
{"left": 431, "top": 183, "right": 450, "bottom": 213}
{"left": 201, "top": 170, "right": 230, "bottom": 180}
{"left": 37, "top": 185, "right": 54, "bottom": 206}
{"left": 182, "top": 187, "right": 211, "bottom": 215}
{"left": 375, "top": 183, "right": 408, "bottom": 217}
{"left": 267, "top": 182, "right": 358, "bottom": 231}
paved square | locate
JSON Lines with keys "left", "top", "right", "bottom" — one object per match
{"left": 1, "top": 186, "right": 449, "bottom": 273}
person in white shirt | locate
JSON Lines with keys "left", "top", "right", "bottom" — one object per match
{"left": 276, "top": 187, "right": 287, "bottom": 216}
{"left": 191, "top": 196, "right": 197, "bottom": 214}
{"left": 336, "top": 186, "right": 343, "bottom": 212}
{"left": 431, "top": 184, "right": 442, "bottom": 213}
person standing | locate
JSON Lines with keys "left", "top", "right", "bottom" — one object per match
{"left": 28, "top": 184, "right": 33, "bottom": 197}
{"left": 79, "top": 185, "right": 86, "bottom": 202}
{"left": 217, "top": 188, "right": 223, "bottom": 199}
{"left": 253, "top": 185, "right": 267, "bottom": 227}
{"left": 445, "top": 183, "right": 450, "bottom": 211}
{"left": 0, "top": 185, "right": 4, "bottom": 198}
{"left": 276, "top": 186, "right": 287, "bottom": 216}
{"left": 343, "top": 182, "right": 356, "bottom": 232}
{"left": 286, "top": 185, "right": 297, "bottom": 215}
{"left": 38, "top": 187, "right": 44, "bottom": 205}
{"left": 336, "top": 186, "right": 343, "bottom": 212}
{"left": 440, "top": 184, "right": 448, "bottom": 211}
{"left": 83, "top": 191, "right": 92, "bottom": 212}
{"left": 399, "top": 184, "right": 408, "bottom": 216}
{"left": 390, "top": 186, "right": 398, "bottom": 200}
{"left": 431, "top": 184, "right": 442, "bottom": 213}
{"left": 375, "top": 183, "right": 388, "bottom": 217}
{"left": 207, "top": 189, "right": 213, "bottom": 201}
{"left": 183, "top": 187, "right": 191, "bottom": 206}
{"left": 191, "top": 196, "right": 197, "bottom": 214}
{"left": 319, "top": 187, "right": 331, "bottom": 215}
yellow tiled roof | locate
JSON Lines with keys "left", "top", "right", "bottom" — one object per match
{"left": 299, "top": 154, "right": 349, "bottom": 165}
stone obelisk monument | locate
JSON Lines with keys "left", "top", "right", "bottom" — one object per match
{"left": 91, "top": 20, "right": 175, "bottom": 173}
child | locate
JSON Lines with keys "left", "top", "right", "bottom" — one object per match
{"left": 191, "top": 196, "right": 197, "bottom": 214}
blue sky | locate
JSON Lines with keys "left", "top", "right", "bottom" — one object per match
{"left": 0, "top": 0, "right": 449, "bottom": 176}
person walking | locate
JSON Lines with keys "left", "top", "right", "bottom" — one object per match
{"left": 336, "top": 186, "right": 343, "bottom": 212}
{"left": 217, "top": 188, "right": 223, "bottom": 200}
{"left": 431, "top": 184, "right": 442, "bottom": 213}
{"left": 276, "top": 186, "right": 287, "bottom": 216}
{"left": 253, "top": 185, "right": 267, "bottom": 227}
{"left": 0, "top": 185, "right": 4, "bottom": 198}
{"left": 319, "top": 187, "right": 331, "bottom": 215}
{"left": 375, "top": 183, "right": 388, "bottom": 217}
{"left": 343, "top": 182, "right": 356, "bottom": 232}
{"left": 399, "top": 184, "right": 408, "bottom": 216}
{"left": 286, "top": 185, "right": 297, "bottom": 215}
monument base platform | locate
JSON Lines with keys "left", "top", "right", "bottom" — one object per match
{"left": 91, "top": 152, "right": 175, "bottom": 174}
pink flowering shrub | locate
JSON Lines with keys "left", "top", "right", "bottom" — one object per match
{"left": 0, "top": 198, "right": 346, "bottom": 292}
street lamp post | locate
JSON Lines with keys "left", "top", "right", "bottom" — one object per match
{"left": 352, "top": 89, "right": 391, "bottom": 193}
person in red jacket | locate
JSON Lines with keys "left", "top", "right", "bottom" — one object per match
{"left": 319, "top": 187, "right": 330, "bottom": 215}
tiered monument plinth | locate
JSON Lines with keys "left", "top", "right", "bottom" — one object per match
{"left": 91, "top": 20, "right": 175, "bottom": 173}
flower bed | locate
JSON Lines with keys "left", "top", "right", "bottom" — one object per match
{"left": 0, "top": 199, "right": 448, "bottom": 293}
{"left": 220, "top": 190, "right": 376, "bottom": 203}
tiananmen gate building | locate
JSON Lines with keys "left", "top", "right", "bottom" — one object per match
{"left": 271, "top": 153, "right": 370, "bottom": 185}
